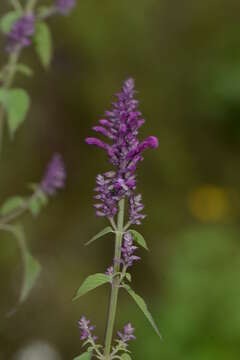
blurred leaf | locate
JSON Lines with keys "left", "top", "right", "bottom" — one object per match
{"left": 0, "top": 196, "right": 24, "bottom": 216}
{"left": 0, "top": 224, "right": 41, "bottom": 303}
{"left": 73, "top": 273, "right": 110, "bottom": 301}
{"left": 34, "top": 22, "right": 52, "bottom": 68}
{"left": 125, "top": 273, "right": 132, "bottom": 282}
{"left": 0, "top": 10, "right": 21, "bottom": 34}
{"left": 129, "top": 230, "right": 149, "bottom": 250}
{"left": 0, "top": 88, "right": 30, "bottom": 137}
{"left": 124, "top": 284, "right": 161, "bottom": 339}
{"left": 85, "top": 226, "right": 114, "bottom": 246}
{"left": 121, "top": 354, "right": 132, "bottom": 360}
{"left": 16, "top": 64, "right": 33, "bottom": 77}
{"left": 28, "top": 196, "right": 42, "bottom": 217}
{"left": 73, "top": 353, "right": 91, "bottom": 360}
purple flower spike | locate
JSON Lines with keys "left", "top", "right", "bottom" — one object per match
{"left": 56, "top": 0, "right": 76, "bottom": 15}
{"left": 86, "top": 78, "right": 159, "bottom": 220}
{"left": 6, "top": 14, "right": 35, "bottom": 52}
{"left": 117, "top": 323, "right": 136, "bottom": 343}
{"left": 78, "top": 316, "right": 98, "bottom": 342}
{"left": 40, "top": 154, "right": 66, "bottom": 196}
{"left": 121, "top": 232, "right": 140, "bottom": 267}
{"left": 129, "top": 194, "right": 146, "bottom": 225}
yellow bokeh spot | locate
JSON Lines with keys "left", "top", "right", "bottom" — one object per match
{"left": 188, "top": 185, "right": 230, "bottom": 222}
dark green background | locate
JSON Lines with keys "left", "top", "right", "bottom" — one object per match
{"left": 1, "top": 0, "right": 240, "bottom": 359}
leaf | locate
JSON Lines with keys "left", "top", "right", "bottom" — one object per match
{"left": 0, "top": 196, "right": 24, "bottom": 216}
{"left": 73, "top": 353, "right": 91, "bottom": 360}
{"left": 85, "top": 226, "right": 114, "bottom": 246}
{"left": 121, "top": 354, "right": 132, "bottom": 360}
{"left": 16, "top": 64, "right": 33, "bottom": 77}
{"left": 20, "top": 241, "right": 41, "bottom": 303}
{"left": 125, "top": 273, "right": 132, "bottom": 282}
{"left": 129, "top": 230, "right": 149, "bottom": 251}
{"left": 73, "top": 273, "right": 110, "bottom": 301}
{"left": 28, "top": 197, "right": 42, "bottom": 217}
{"left": 124, "top": 284, "right": 162, "bottom": 339}
{"left": 0, "top": 10, "right": 21, "bottom": 34}
{"left": 34, "top": 22, "right": 52, "bottom": 68}
{"left": 6, "top": 225, "right": 41, "bottom": 303}
{"left": 0, "top": 88, "right": 30, "bottom": 137}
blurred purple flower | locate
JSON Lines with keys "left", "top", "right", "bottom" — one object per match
{"left": 56, "top": 0, "right": 76, "bottom": 15}
{"left": 86, "top": 78, "right": 158, "bottom": 220}
{"left": 6, "top": 14, "right": 35, "bottom": 52}
{"left": 40, "top": 154, "right": 66, "bottom": 196}
{"left": 117, "top": 323, "right": 136, "bottom": 343}
{"left": 78, "top": 316, "right": 98, "bottom": 342}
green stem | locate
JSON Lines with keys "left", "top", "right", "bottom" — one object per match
{"left": 0, "top": 0, "right": 38, "bottom": 152}
{"left": 104, "top": 199, "right": 125, "bottom": 359}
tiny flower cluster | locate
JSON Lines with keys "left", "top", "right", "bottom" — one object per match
{"left": 121, "top": 231, "right": 140, "bottom": 268}
{"left": 117, "top": 323, "right": 136, "bottom": 343}
{"left": 6, "top": 14, "right": 35, "bottom": 52}
{"left": 40, "top": 154, "right": 66, "bottom": 196}
{"left": 6, "top": 1, "right": 77, "bottom": 52}
{"left": 86, "top": 78, "right": 158, "bottom": 224}
{"left": 78, "top": 316, "right": 98, "bottom": 342}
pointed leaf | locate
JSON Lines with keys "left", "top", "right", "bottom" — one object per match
{"left": 28, "top": 196, "right": 42, "bottom": 217}
{"left": 0, "top": 88, "right": 30, "bottom": 136}
{"left": 6, "top": 225, "right": 41, "bottom": 303}
{"left": 121, "top": 354, "right": 132, "bottom": 360}
{"left": 34, "top": 22, "right": 52, "bottom": 68}
{"left": 73, "top": 353, "right": 91, "bottom": 360}
{"left": 0, "top": 10, "right": 21, "bottom": 34}
{"left": 125, "top": 273, "right": 132, "bottom": 282}
{"left": 16, "top": 64, "right": 33, "bottom": 77}
{"left": 0, "top": 196, "right": 24, "bottom": 216}
{"left": 85, "top": 226, "right": 113, "bottom": 246}
{"left": 129, "top": 230, "right": 149, "bottom": 251}
{"left": 124, "top": 284, "right": 162, "bottom": 339}
{"left": 73, "top": 273, "right": 110, "bottom": 301}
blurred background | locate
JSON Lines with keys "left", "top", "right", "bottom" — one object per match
{"left": 1, "top": 0, "right": 240, "bottom": 358}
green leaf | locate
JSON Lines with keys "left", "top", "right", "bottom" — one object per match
{"left": 73, "top": 273, "right": 110, "bottom": 301}
{"left": 34, "top": 22, "right": 52, "bottom": 68}
{"left": 124, "top": 284, "right": 162, "bottom": 339}
{"left": 5, "top": 225, "right": 41, "bottom": 303}
{"left": 0, "top": 10, "right": 21, "bottom": 34}
{"left": 85, "top": 226, "right": 114, "bottom": 246}
{"left": 125, "top": 273, "right": 132, "bottom": 282}
{"left": 16, "top": 64, "right": 33, "bottom": 77}
{"left": 129, "top": 230, "right": 149, "bottom": 251}
{"left": 121, "top": 354, "right": 132, "bottom": 360}
{"left": 0, "top": 88, "right": 30, "bottom": 137}
{"left": 28, "top": 197, "right": 42, "bottom": 217}
{"left": 73, "top": 353, "right": 91, "bottom": 360}
{"left": 0, "top": 196, "right": 24, "bottom": 216}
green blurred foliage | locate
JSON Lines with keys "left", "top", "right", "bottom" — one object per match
{"left": 1, "top": 0, "right": 240, "bottom": 359}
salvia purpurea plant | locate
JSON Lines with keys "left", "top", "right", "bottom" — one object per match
{"left": 0, "top": 0, "right": 76, "bottom": 306}
{"left": 73, "top": 78, "right": 161, "bottom": 360}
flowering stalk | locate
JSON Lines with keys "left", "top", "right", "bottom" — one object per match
{"left": 74, "top": 79, "right": 161, "bottom": 360}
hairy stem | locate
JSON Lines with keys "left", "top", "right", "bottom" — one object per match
{"left": 104, "top": 198, "right": 125, "bottom": 359}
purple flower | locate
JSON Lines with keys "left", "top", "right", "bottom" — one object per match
{"left": 117, "top": 323, "right": 136, "bottom": 343}
{"left": 6, "top": 14, "right": 35, "bottom": 52}
{"left": 56, "top": 0, "right": 76, "bottom": 15}
{"left": 78, "top": 316, "right": 98, "bottom": 342}
{"left": 105, "top": 266, "right": 114, "bottom": 276}
{"left": 121, "top": 232, "right": 140, "bottom": 267}
{"left": 129, "top": 194, "right": 146, "bottom": 225}
{"left": 40, "top": 154, "right": 66, "bottom": 196}
{"left": 86, "top": 78, "right": 159, "bottom": 220}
